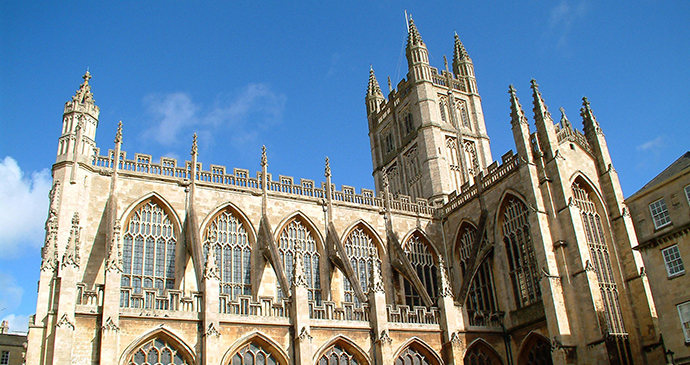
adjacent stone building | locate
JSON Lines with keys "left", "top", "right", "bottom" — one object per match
{"left": 1, "top": 321, "right": 27, "bottom": 365}
{"left": 626, "top": 152, "right": 690, "bottom": 364}
{"left": 27, "top": 17, "right": 664, "bottom": 365}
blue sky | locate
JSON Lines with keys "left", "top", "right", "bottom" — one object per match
{"left": 1, "top": 1, "right": 688, "bottom": 333}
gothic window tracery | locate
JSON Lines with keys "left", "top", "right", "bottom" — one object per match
{"left": 404, "top": 145, "right": 423, "bottom": 200}
{"left": 204, "top": 209, "right": 251, "bottom": 300}
{"left": 386, "top": 163, "right": 402, "bottom": 197}
{"left": 318, "top": 344, "right": 360, "bottom": 365}
{"left": 231, "top": 342, "right": 279, "bottom": 365}
{"left": 446, "top": 136, "right": 464, "bottom": 193}
{"left": 463, "top": 341, "right": 504, "bottom": 365}
{"left": 438, "top": 97, "right": 448, "bottom": 123}
{"left": 464, "top": 140, "right": 479, "bottom": 175}
{"left": 456, "top": 225, "right": 498, "bottom": 320}
{"left": 394, "top": 346, "right": 438, "bottom": 365}
{"left": 121, "top": 200, "right": 176, "bottom": 309}
{"left": 517, "top": 335, "right": 553, "bottom": 365}
{"left": 277, "top": 218, "right": 321, "bottom": 303}
{"left": 403, "top": 233, "right": 438, "bottom": 307}
{"left": 500, "top": 198, "right": 541, "bottom": 308}
{"left": 572, "top": 183, "right": 627, "bottom": 337}
{"left": 343, "top": 228, "right": 379, "bottom": 306}
{"left": 127, "top": 337, "right": 191, "bottom": 365}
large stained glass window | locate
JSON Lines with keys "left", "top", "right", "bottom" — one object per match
{"left": 403, "top": 233, "right": 437, "bottom": 307}
{"left": 343, "top": 227, "right": 379, "bottom": 306}
{"left": 501, "top": 198, "right": 540, "bottom": 308}
{"left": 318, "top": 345, "right": 360, "bottom": 365}
{"left": 277, "top": 218, "right": 321, "bottom": 303}
{"left": 127, "top": 337, "right": 191, "bottom": 365}
{"left": 231, "top": 342, "right": 279, "bottom": 365}
{"left": 204, "top": 210, "right": 251, "bottom": 300}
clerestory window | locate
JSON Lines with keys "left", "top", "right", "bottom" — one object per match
{"left": 403, "top": 233, "right": 438, "bottom": 307}
{"left": 343, "top": 228, "right": 379, "bottom": 306}
{"left": 204, "top": 209, "right": 251, "bottom": 299}
{"left": 277, "top": 219, "right": 321, "bottom": 304}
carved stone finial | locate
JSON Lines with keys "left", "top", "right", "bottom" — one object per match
{"left": 298, "top": 326, "right": 312, "bottom": 342}
{"left": 559, "top": 107, "right": 572, "bottom": 130}
{"left": 450, "top": 331, "right": 463, "bottom": 347}
{"left": 106, "top": 220, "right": 123, "bottom": 273}
{"left": 115, "top": 121, "right": 123, "bottom": 144}
{"left": 56, "top": 313, "right": 75, "bottom": 330}
{"left": 438, "top": 256, "right": 453, "bottom": 297}
{"left": 325, "top": 157, "right": 331, "bottom": 178}
{"left": 261, "top": 145, "right": 267, "bottom": 167}
{"left": 205, "top": 323, "right": 221, "bottom": 337}
{"left": 580, "top": 96, "right": 602, "bottom": 135}
{"left": 204, "top": 245, "right": 221, "bottom": 281}
{"left": 443, "top": 55, "right": 449, "bottom": 72}
{"left": 72, "top": 70, "right": 95, "bottom": 104}
{"left": 378, "top": 329, "right": 393, "bottom": 345}
{"left": 191, "top": 133, "right": 198, "bottom": 156}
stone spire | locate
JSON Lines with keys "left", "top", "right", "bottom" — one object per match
{"left": 530, "top": 79, "right": 552, "bottom": 125}
{"left": 581, "top": 97, "right": 602, "bottom": 135}
{"left": 452, "top": 32, "right": 477, "bottom": 93}
{"left": 115, "top": 121, "right": 123, "bottom": 144}
{"left": 366, "top": 66, "right": 385, "bottom": 115}
{"left": 530, "top": 79, "right": 559, "bottom": 160}
{"left": 406, "top": 15, "right": 424, "bottom": 47}
{"left": 509, "top": 85, "right": 528, "bottom": 126}
{"left": 72, "top": 70, "right": 95, "bottom": 105}
{"left": 191, "top": 133, "right": 198, "bottom": 156}
{"left": 453, "top": 32, "right": 470, "bottom": 64}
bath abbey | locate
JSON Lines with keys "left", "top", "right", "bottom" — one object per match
{"left": 27, "top": 17, "right": 665, "bottom": 365}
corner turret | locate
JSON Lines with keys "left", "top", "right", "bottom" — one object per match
{"left": 452, "top": 33, "right": 477, "bottom": 93}
{"left": 405, "top": 15, "right": 432, "bottom": 83}
{"left": 57, "top": 71, "right": 100, "bottom": 164}
{"left": 530, "top": 79, "right": 558, "bottom": 160}
{"left": 366, "top": 66, "right": 385, "bottom": 115}
{"left": 509, "top": 85, "right": 533, "bottom": 164}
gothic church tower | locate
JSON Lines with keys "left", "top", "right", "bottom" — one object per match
{"left": 367, "top": 16, "right": 491, "bottom": 204}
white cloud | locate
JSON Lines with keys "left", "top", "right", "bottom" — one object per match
{"left": 637, "top": 136, "right": 664, "bottom": 152}
{"left": 142, "top": 84, "right": 286, "bottom": 149}
{"left": 1, "top": 314, "right": 30, "bottom": 334}
{"left": 547, "top": 0, "right": 588, "bottom": 48}
{"left": 0, "top": 157, "right": 52, "bottom": 257}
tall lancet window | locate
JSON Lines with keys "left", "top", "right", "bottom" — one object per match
{"left": 204, "top": 209, "right": 251, "bottom": 300}
{"left": 445, "top": 136, "right": 463, "bottom": 193}
{"left": 278, "top": 218, "right": 321, "bottom": 303}
{"left": 501, "top": 197, "right": 541, "bottom": 308}
{"left": 572, "top": 183, "right": 628, "bottom": 336}
{"left": 343, "top": 227, "right": 379, "bottom": 306}
{"left": 121, "top": 200, "right": 177, "bottom": 309}
{"left": 456, "top": 224, "right": 498, "bottom": 319}
{"left": 403, "top": 233, "right": 438, "bottom": 307}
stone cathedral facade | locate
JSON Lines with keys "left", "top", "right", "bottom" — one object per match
{"left": 27, "top": 18, "right": 665, "bottom": 365}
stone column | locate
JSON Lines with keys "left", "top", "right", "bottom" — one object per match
{"left": 368, "top": 254, "right": 393, "bottom": 365}
{"left": 437, "top": 258, "right": 466, "bottom": 365}
{"left": 291, "top": 248, "right": 312, "bottom": 365}
{"left": 202, "top": 248, "right": 221, "bottom": 365}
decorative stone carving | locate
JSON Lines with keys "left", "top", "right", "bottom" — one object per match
{"left": 450, "top": 331, "right": 463, "bottom": 347}
{"left": 203, "top": 245, "right": 221, "bottom": 281}
{"left": 101, "top": 317, "right": 120, "bottom": 332}
{"left": 584, "top": 260, "right": 596, "bottom": 273}
{"left": 205, "top": 323, "right": 221, "bottom": 337}
{"left": 438, "top": 256, "right": 453, "bottom": 297}
{"left": 105, "top": 220, "right": 123, "bottom": 273}
{"left": 72, "top": 71, "right": 94, "bottom": 104}
{"left": 62, "top": 212, "right": 81, "bottom": 269}
{"left": 191, "top": 133, "right": 198, "bottom": 156}
{"left": 291, "top": 246, "right": 308, "bottom": 288}
{"left": 298, "top": 326, "right": 312, "bottom": 342}
{"left": 261, "top": 145, "right": 267, "bottom": 167}
{"left": 324, "top": 157, "right": 331, "bottom": 178}
{"left": 41, "top": 182, "right": 60, "bottom": 271}
{"left": 56, "top": 313, "right": 75, "bottom": 330}
{"left": 369, "top": 251, "right": 385, "bottom": 294}
{"left": 540, "top": 267, "right": 560, "bottom": 281}
{"left": 115, "top": 121, "right": 123, "bottom": 144}
{"left": 378, "top": 329, "right": 392, "bottom": 345}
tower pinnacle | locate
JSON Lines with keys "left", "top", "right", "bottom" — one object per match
{"left": 367, "top": 66, "right": 383, "bottom": 97}
{"left": 406, "top": 15, "right": 424, "bottom": 47}
{"left": 453, "top": 32, "right": 470, "bottom": 63}
{"left": 509, "top": 85, "right": 528, "bottom": 126}
{"left": 72, "top": 70, "right": 95, "bottom": 105}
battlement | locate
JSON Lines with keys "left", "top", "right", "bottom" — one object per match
{"left": 91, "top": 148, "right": 436, "bottom": 217}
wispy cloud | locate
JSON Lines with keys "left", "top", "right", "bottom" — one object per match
{"left": 636, "top": 136, "right": 664, "bottom": 152}
{"left": 547, "top": 0, "right": 588, "bottom": 49}
{"left": 0, "top": 272, "right": 28, "bottom": 333}
{"left": 0, "top": 157, "right": 51, "bottom": 257}
{"left": 141, "top": 84, "right": 286, "bottom": 150}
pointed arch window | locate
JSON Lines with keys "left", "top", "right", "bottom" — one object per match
{"left": 501, "top": 198, "right": 540, "bottom": 308}
{"left": 394, "top": 346, "right": 439, "bottom": 365}
{"left": 343, "top": 228, "right": 379, "bottom": 306}
{"left": 127, "top": 337, "right": 191, "bottom": 365}
{"left": 278, "top": 218, "right": 321, "bottom": 303}
{"left": 403, "top": 233, "right": 438, "bottom": 307}
{"left": 204, "top": 209, "right": 251, "bottom": 300}
{"left": 231, "top": 342, "right": 280, "bottom": 365}
{"left": 517, "top": 334, "right": 553, "bottom": 365}
{"left": 445, "top": 136, "right": 464, "bottom": 193}
{"left": 463, "top": 341, "right": 504, "bottom": 365}
{"left": 456, "top": 225, "right": 498, "bottom": 325}
{"left": 318, "top": 344, "right": 361, "bottom": 365}
{"left": 121, "top": 201, "right": 177, "bottom": 309}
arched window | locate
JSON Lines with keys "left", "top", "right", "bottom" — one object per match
{"left": 231, "top": 342, "right": 280, "bottom": 365}
{"left": 403, "top": 233, "right": 438, "bottom": 307}
{"left": 517, "top": 334, "right": 553, "bottom": 365}
{"left": 204, "top": 209, "right": 251, "bottom": 300}
{"left": 394, "top": 346, "right": 439, "bottom": 365}
{"left": 121, "top": 200, "right": 177, "bottom": 309}
{"left": 445, "top": 136, "right": 463, "bottom": 193}
{"left": 572, "top": 182, "right": 632, "bottom": 364}
{"left": 501, "top": 197, "right": 540, "bottom": 308}
{"left": 278, "top": 218, "right": 321, "bottom": 303}
{"left": 318, "top": 345, "right": 360, "bottom": 365}
{"left": 456, "top": 225, "right": 498, "bottom": 325}
{"left": 127, "top": 337, "right": 192, "bottom": 365}
{"left": 464, "top": 340, "right": 504, "bottom": 365}
{"left": 343, "top": 227, "right": 379, "bottom": 306}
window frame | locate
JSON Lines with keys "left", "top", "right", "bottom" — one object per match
{"left": 1, "top": 351, "right": 9, "bottom": 365}
{"left": 685, "top": 184, "right": 690, "bottom": 207}
{"left": 661, "top": 244, "right": 685, "bottom": 278}
{"left": 677, "top": 300, "right": 690, "bottom": 343}
{"left": 649, "top": 198, "right": 672, "bottom": 229}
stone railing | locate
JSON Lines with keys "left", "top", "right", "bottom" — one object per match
{"left": 386, "top": 305, "right": 440, "bottom": 325}
{"left": 467, "top": 310, "right": 504, "bottom": 328}
{"left": 556, "top": 126, "right": 593, "bottom": 154}
{"left": 119, "top": 288, "right": 202, "bottom": 312}
{"left": 443, "top": 151, "right": 521, "bottom": 215}
{"left": 219, "top": 294, "right": 290, "bottom": 318}
{"left": 310, "top": 301, "right": 370, "bottom": 322}
{"left": 91, "top": 149, "right": 435, "bottom": 217}
{"left": 76, "top": 283, "right": 104, "bottom": 307}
